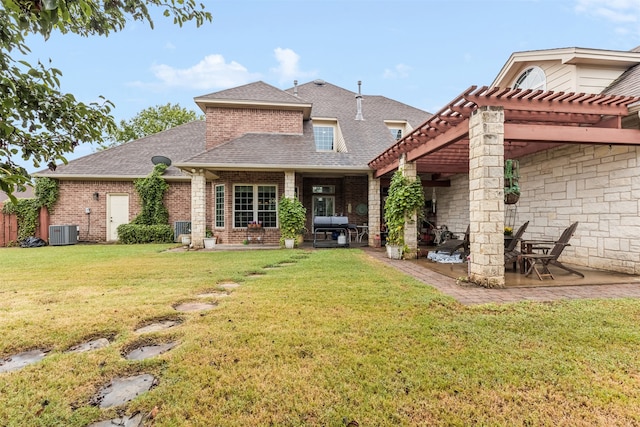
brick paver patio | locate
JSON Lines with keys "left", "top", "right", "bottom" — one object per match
{"left": 365, "top": 248, "right": 640, "bottom": 305}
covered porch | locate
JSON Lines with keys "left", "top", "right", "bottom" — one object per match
{"left": 369, "top": 86, "right": 640, "bottom": 288}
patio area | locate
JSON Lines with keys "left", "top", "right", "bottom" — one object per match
{"left": 410, "top": 252, "right": 640, "bottom": 288}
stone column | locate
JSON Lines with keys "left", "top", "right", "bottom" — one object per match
{"left": 399, "top": 154, "right": 418, "bottom": 259}
{"left": 190, "top": 169, "right": 206, "bottom": 249}
{"left": 468, "top": 106, "right": 505, "bottom": 288}
{"left": 367, "top": 171, "right": 380, "bottom": 246}
{"left": 284, "top": 171, "right": 296, "bottom": 199}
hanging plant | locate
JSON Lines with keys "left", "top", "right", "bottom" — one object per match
{"left": 504, "top": 159, "right": 520, "bottom": 204}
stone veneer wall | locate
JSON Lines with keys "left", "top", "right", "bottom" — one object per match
{"left": 515, "top": 143, "right": 640, "bottom": 275}
{"left": 427, "top": 143, "right": 640, "bottom": 276}
{"left": 427, "top": 174, "right": 470, "bottom": 237}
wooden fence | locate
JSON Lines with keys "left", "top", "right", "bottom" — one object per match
{"left": 0, "top": 206, "right": 49, "bottom": 247}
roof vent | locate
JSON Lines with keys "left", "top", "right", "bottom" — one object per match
{"left": 355, "top": 80, "right": 364, "bottom": 121}
{"left": 293, "top": 80, "right": 298, "bottom": 96}
{"left": 313, "top": 79, "right": 326, "bottom": 86}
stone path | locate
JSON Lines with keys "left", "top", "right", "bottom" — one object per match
{"left": 1, "top": 256, "right": 308, "bottom": 426}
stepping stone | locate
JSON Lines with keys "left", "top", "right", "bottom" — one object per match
{"left": 246, "top": 272, "right": 264, "bottom": 278}
{"left": 93, "top": 374, "right": 156, "bottom": 408}
{"left": 197, "top": 291, "right": 229, "bottom": 298}
{"left": 135, "top": 320, "right": 180, "bottom": 334}
{"left": 67, "top": 338, "right": 110, "bottom": 353}
{"left": 88, "top": 412, "right": 144, "bottom": 427}
{"left": 174, "top": 301, "right": 217, "bottom": 312}
{"left": 0, "top": 350, "right": 47, "bottom": 373}
{"left": 124, "top": 342, "right": 177, "bottom": 361}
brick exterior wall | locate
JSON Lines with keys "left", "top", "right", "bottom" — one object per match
{"left": 51, "top": 180, "right": 201, "bottom": 242}
{"left": 206, "top": 172, "right": 369, "bottom": 245}
{"left": 205, "top": 107, "right": 303, "bottom": 150}
{"left": 211, "top": 171, "right": 285, "bottom": 245}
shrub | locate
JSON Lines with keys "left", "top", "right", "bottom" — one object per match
{"left": 117, "top": 224, "right": 173, "bottom": 244}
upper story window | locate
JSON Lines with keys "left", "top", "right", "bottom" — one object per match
{"left": 385, "top": 120, "right": 411, "bottom": 142}
{"left": 389, "top": 128, "right": 403, "bottom": 140}
{"left": 313, "top": 118, "right": 347, "bottom": 153}
{"left": 513, "top": 66, "right": 546, "bottom": 91}
{"left": 313, "top": 125, "right": 335, "bottom": 151}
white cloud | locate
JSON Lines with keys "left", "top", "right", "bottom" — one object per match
{"left": 383, "top": 63, "right": 411, "bottom": 79}
{"left": 270, "top": 48, "right": 316, "bottom": 85}
{"left": 574, "top": 0, "right": 640, "bottom": 24}
{"left": 130, "top": 54, "right": 261, "bottom": 91}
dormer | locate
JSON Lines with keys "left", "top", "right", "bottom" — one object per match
{"left": 492, "top": 47, "right": 640, "bottom": 94}
{"left": 384, "top": 120, "right": 413, "bottom": 141}
{"left": 312, "top": 118, "right": 347, "bottom": 153}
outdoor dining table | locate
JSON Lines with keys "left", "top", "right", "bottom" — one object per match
{"left": 519, "top": 239, "right": 555, "bottom": 274}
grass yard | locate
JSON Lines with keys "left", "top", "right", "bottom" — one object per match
{"left": 1, "top": 244, "right": 640, "bottom": 426}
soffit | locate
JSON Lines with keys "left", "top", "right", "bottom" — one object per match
{"left": 369, "top": 85, "right": 640, "bottom": 178}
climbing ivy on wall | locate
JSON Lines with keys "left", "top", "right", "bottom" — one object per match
{"left": 131, "top": 163, "right": 169, "bottom": 226}
{"left": 2, "top": 177, "right": 59, "bottom": 242}
{"left": 383, "top": 169, "right": 425, "bottom": 247}
{"left": 119, "top": 163, "right": 173, "bottom": 244}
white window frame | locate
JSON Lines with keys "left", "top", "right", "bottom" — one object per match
{"left": 513, "top": 66, "right": 546, "bottom": 91}
{"left": 233, "top": 184, "right": 278, "bottom": 228}
{"left": 313, "top": 124, "right": 336, "bottom": 151}
{"left": 214, "top": 184, "right": 225, "bottom": 228}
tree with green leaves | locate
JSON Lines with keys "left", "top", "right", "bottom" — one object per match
{"left": 105, "top": 103, "right": 203, "bottom": 147}
{"left": 0, "top": 0, "right": 212, "bottom": 200}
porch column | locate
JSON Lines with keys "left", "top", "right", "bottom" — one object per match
{"left": 190, "top": 169, "right": 206, "bottom": 249}
{"left": 399, "top": 154, "right": 418, "bottom": 259}
{"left": 468, "top": 106, "right": 505, "bottom": 288}
{"left": 284, "top": 171, "right": 296, "bottom": 198}
{"left": 367, "top": 171, "right": 380, "bottom": 246}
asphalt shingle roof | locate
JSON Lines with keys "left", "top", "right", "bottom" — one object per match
{"left": 39, "top": 80, "right": 430, "bottom": 177}
{"left": 37, "top": 121, "right": 205, "bottom": 179}
{"left": 183, "top": 80, "right": 430, "bottom": 169}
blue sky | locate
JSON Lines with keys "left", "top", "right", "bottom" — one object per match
{"left": 21, "top": 0, "right": 640, "bottom": 169}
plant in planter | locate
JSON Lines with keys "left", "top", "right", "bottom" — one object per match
{"left": 203, "top": 227, "right": 216, "bottom": 249}
{"left": 278, "top": 195, "right": 306, "bottom": 248}
{"left": 504, "top": 159, "right": 520, "bottom": 204}
{"left": 383, "top": 169, "right": 425, "bottom": 259}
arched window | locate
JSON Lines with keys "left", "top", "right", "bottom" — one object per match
{"left": 513, "top": 66, "right": 546, "bottom": 91}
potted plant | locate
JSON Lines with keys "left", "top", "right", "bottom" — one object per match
{"left": 278, "top": 195, "right": 306, "bottom": 248}
{"left": 383, "top": 169, "right": 425, "bottom": 259}
{"left": 505, "top": 159, "right": 520, "bottom": 204}
{"left": 203, "top": 227, "right": 216, "bottom": 249}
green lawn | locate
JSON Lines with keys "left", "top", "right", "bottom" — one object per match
{"left": 1, "top": 244, "right": 640, "bottom": 426}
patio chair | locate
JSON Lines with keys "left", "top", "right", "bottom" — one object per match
{"left": 504, "top": 221, "right": 529, "bottom": 271}
{"left": 520, "top": 221, "right": 584, "bottom": 280}
{"left": 437, "top": 225, "right": 470, "bottom": 257}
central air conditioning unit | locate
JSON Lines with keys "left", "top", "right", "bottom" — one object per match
{"left": 174, "top": 221, "right": 191, "bottom": 242}
{"left": 49, "top": 225, "right": 78, "bottom": 246}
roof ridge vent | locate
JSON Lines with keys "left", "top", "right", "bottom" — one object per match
{"left": 355, "top": 80, "right": 364, "bottom": 121}
{"left": 313, "top": 79, "right": 326, "bottom": 86}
